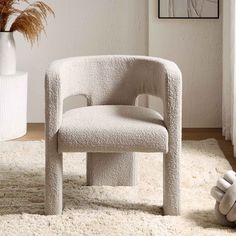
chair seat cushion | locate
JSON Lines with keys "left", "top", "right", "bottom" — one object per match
{"left": 58, "top": 105, "right": 168, "bottom": 153}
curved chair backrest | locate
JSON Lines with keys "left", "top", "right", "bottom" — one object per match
{"left": 49, "top": 55, "right": 174, "bottom": 106}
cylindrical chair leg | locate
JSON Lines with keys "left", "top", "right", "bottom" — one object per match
{"left": 45, "top": 152, "right": 63, "bottom": 215}
{"left": 163, "top": 153, "right": 180, "bottom": 216}
{"left": 87, "top": 152, "right": 138, "bottom": 186}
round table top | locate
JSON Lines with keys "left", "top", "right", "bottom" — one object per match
{"left": 0, "top": 71, "right": 28, "bottom": 79}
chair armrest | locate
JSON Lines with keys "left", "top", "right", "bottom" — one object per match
{"left": 159, "top": 59, "right": 182, "bottom": 154}
{"left": 45, "top": 61, "right": 64, "bottom": 144}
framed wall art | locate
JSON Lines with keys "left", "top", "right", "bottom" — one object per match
{"left": 158, "top": 0, "right": 219, "bottom": 19}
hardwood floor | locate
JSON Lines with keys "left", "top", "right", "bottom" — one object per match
{"left": 17, "top": 124, "right": 236, "bottom": 171}
{"left": 17, "top": 123, "right": 44, "bottom": 141}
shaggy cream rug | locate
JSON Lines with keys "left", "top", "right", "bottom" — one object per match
{"left": 0, "top": 139, "right": 235, "bottom": 235}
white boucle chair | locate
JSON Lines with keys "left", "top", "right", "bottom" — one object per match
{"left": 45, "top": 55, "right": 182, "bottom": 215}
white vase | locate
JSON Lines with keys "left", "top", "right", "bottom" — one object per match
{"left": 0, "top": 32, "right": 16, "bottom": 75}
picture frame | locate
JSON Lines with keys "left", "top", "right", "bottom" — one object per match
{"left": 158, "top": 0, "right": 219, "bottom": 19}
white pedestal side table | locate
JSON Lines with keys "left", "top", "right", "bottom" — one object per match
{"left": 0, "top": 72, "right": 27, "bottom": 141}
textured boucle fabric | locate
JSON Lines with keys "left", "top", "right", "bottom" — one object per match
{"left": 58, "top": 105, "right": 168, "bottom": 153}
{"left": 87, "top": 152, "right": 138, "bottom": 186}
{"left": 45, "top": 55, "right": 182, "bottom": 215}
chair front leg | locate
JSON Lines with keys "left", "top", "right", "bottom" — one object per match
{"left": 45, "top": 151, "right": 63, "bottom": 215}
{"left": 163, "top": 152, "right": 180, "bottom": 216}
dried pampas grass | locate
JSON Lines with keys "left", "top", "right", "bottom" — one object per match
{"left": 0, "top": 0, "right": 54, "bottom": 45}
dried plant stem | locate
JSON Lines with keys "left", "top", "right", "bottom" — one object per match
{"left": 0, "top": 0, "right": 54, "bottom": 45}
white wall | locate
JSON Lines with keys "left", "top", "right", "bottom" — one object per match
{"left": 149, "top": 0, "right": 223, "bottom": 127}
{"left": 16, "top": 0, "right": 148, "bottom": 122}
